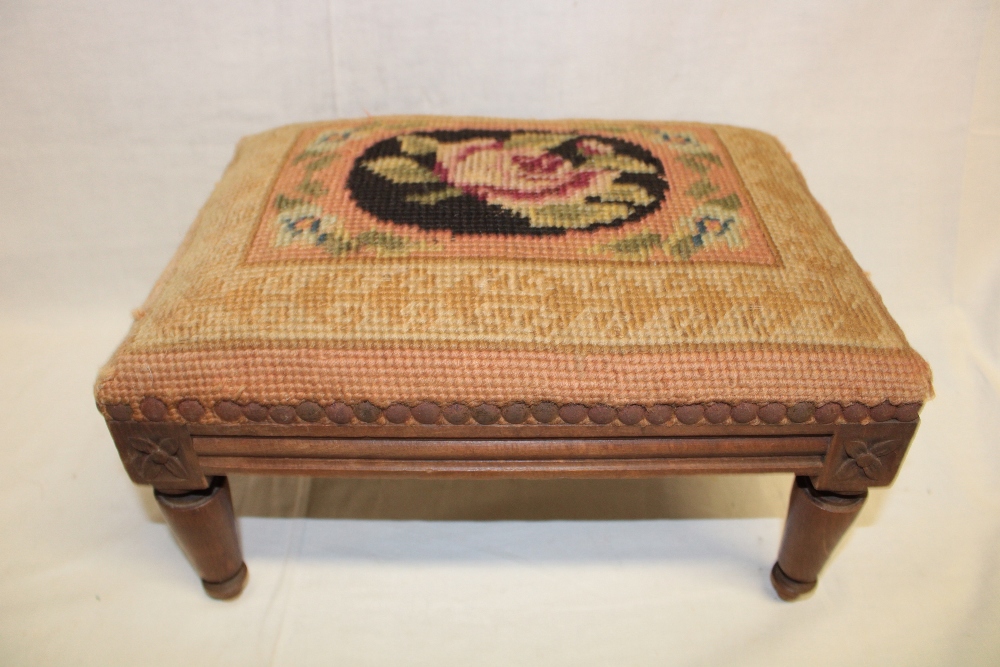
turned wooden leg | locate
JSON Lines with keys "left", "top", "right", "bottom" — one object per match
{"left": 771, "top": 476, "right": 867, "bottom": 601}
{"left": 155, "top": 476, "right": 248, "bottom": 599}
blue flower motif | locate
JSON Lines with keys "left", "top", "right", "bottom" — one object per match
{"left": 274, "top": 206, "right": 342, "bottom": 248}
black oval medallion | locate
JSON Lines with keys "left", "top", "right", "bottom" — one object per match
{"left": 347, "top": 129, "right": 667, "bottom": 236}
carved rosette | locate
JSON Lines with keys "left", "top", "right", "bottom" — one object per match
{"left": 129, "top": 435, "right": 188, "bottom": 480}
{"left": 814, "top": 422, "right": 918, "bottom": 493}
{"left": 837, "top": 439, "right": 897, "bottom": 482}
{"left": 107, "top": 421, "right": 207, "bottom": 491}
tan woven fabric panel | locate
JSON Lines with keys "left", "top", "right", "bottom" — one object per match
{"left": 95, "top": 116, "right": 932, "bottom": 422}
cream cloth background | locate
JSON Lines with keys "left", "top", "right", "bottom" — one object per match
{"left": 1, "top": 1, "right": 998, "bottom": 664}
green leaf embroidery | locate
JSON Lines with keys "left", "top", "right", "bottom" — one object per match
{"left": 604, "top": 232, "right": 664, "bottom": 255}
{"left": 398, "top": 135, "right": 440, "bottom": 156}
{"left": 590, "top": 231, "right": 668, "bottom": 258}
{"left": 405, "top": 187, "right": 465, "bottom": 205}
{"left": 581, "top": 154, "right": 659, "bottom": 174}
{"left": 706, "top": 194, "right": 741, "bottom": 210}
{"left": 677, "top": 151, "right": 723, "bottom": 174}
{"left": 522, "top": 202, "right": 632, "bottom": 229}
{"left": 677, "top": 155, "right": 708, "bottom": 174}
{"left": 274, "top": 194, "right": 305, "bottom": 211}
{"left": 293, "top": 148, "right": 334, "bottom": 165}
{"left": 320, "top": 228, "right": 427, "bottom": 257}
{"left": 322, "top": 236, "right": 354, "bottom": 256}
{"left": 297, "top": 179, "right": 328, "bottom": 197}
{"left": 353, "top": 230, "right": 410, "bottom": 252}
{"left": 362, "top": 156, "right": 441, "bottom": 184}
{"left": 597, "top": 182, "right": 656, "bottom": 207}
{"left": 669, "top": 237, "right": 696, "bottom": 260}
{"left": 303, "top": 154, "right": 335, "bottom": 173}
{"left": 503, "top": 133, "right": 575, "bottom": 150}
{"left": 685, "top": 180, "right": 718, "bottom": 199}
{"left": 694, "top": 151, "right": 723, "bottom": 166}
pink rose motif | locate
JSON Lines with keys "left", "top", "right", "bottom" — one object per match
{"left": 347, "top": 130, "right": 666, "bottom": 234}
{"left": 433, "top": 138, "right": 619, "bottom": 208}
{"left": 576, "top": 138, "right": 614, "bottom": 156}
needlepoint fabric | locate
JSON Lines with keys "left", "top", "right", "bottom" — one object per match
{"left": 95, "top": 116, "right": 932, "bottom": 417}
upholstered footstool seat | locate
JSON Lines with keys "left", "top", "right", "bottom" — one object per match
{"left": 96, "top": 116, "right": 932, "bottom": 600}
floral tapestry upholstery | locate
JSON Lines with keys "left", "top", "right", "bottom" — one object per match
{"left": 95, "top": 116, "right": 932, "bottom": 424}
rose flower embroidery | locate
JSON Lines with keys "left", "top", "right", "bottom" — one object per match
{"left": 347, "top": 130, "right": 667, "bottom": 235}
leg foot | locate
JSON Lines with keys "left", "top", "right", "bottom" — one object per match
{"left": 155, "top": 476, "right": 247, "bottom": 600}
{"left": 771, "top": 476, "right": 866, "bottom": 601}
{"left": 770, "top": 562, "right": 816, "bottom": 601}
{"left": 202, "top": 562, "right": 249, "bottom": 600}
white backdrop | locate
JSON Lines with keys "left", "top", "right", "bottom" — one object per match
{"left": 1, "top": 1, "right": 998, "bottom": 664}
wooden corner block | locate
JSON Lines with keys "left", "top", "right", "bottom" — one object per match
{"left": 106, "top": 421, "right": 208, "bottom": 491}
{"left": 813, "top": 421, "right": 918, "bottom": 494}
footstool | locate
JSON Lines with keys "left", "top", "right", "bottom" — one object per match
{"left": 95, "top": 116, "right": 932, "bottom": 601}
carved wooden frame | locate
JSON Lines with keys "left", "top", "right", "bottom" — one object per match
{"left": 106, "top": 416, "right": 919, "bottom": 600}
